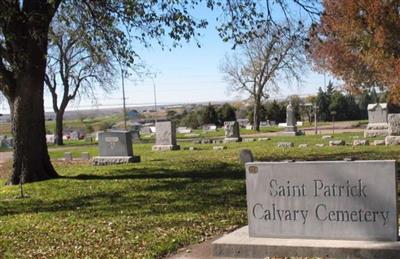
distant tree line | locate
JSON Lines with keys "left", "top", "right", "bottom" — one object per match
{"left": 167, "top": 103, "right": 237, "bottom": 129}
{"left": 167, "top": 85, "right": 392, "bottom": 129}
{"left": 315, "top": 82, "right": 386, "bottom": 122}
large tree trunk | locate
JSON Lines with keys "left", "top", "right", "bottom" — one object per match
{"left": 6, "top": 9, "right": 59, "bottom": 185}
{"left": 55, "top": 110, "right": 64, "bottom": 146}
{"left": 8, "top": 75, "right": 58, "bottom": 185}
{"left": 253, "top": 99, "right": 261, "bottom": 131}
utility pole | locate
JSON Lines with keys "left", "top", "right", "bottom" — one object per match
{"left": 151, "top": 74, "right": 158, "bottom": 124}
{"left": 314, "top": 103, "right": 318, "bottom": 135}
{"left": 331, "top": 111, "right": 337, "bottom": 135}
{"left": 121, "top": 67, "right": 127, "bottom": 130}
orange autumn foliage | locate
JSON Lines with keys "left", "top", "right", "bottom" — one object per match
{"left": 308, "top": 0, "right": 400, "bottom": 102}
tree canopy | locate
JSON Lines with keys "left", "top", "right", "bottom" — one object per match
{"left": 308, "top": 0, "right": 400, "bottom": 102}
{"left": 221, "top": 23, "right": 306, "bottom": 130}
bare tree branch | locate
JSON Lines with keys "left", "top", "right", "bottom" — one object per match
{"left": 220, "top": 23, "right": 306, "bottom": 130}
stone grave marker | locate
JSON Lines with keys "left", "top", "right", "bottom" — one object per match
{"left": 202, "top": 139, "right": 211, "bottom": 144}
{"left": 0, "top": 136, "right": 13, "bottom": 148}
{"left": 329, "top": 140, "right": 345, "bottom": 146}
{"left": 130, "top": 130, "right": 140, "bottom": 140}
{"left": 81, "top": 152, "right": 90, "bottom": 160}
{"left": 183, "top": 146, "right": 197, "bottom": 151}
{"left": 46, "top": 134, "right": 55, "bottom": 144}
{"left": 223, "top": 121, "right": 242, "bottom": 143}
{"left": 92, "top": 131, "right": 140, "bottom": 165}
{"left": 280, "top": 102, "right": 299, "bottom": 136}
{"left": 152, "top": 121, "right": 180, "bottom": 151}
{"left": 212, "top": 139, "right": 223, "bottom": 144}
{"left": 243, "top": 138, "right": 256, "bottom": 142}
{"left": 353, "top": 139, "right": 369, "bottom": 146}
{"left": 385, "top": 114, "right": 400, "bottom": 145}
{"left": 277, "top": 142, "right": 293, "bottom": 148}
{"left": 373, "top": 140, "right": 385, "bottom": 146}
{"left": 364, "top": 103, "right": 389, "bottom": 137}
{"left": 64, "top": 152, "right": 72, "bottom": 161}
{"left": 387, "top": 114, "right": 400, "bottom": 136}
{"left": 239, "top": 149, "right": 254, "bottom": 164}
{"left": 213, "top": 146, "right": 227, "bottom": 150}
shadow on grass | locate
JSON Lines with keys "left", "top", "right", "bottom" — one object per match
{"left": 0, "top": 162, "right": 246, "bottom": 217}
{"left": 3, "top": 149, "right": 392, "bottom": 217}
{"left": 65, "top": 162, "right": 244, "bottom": 181}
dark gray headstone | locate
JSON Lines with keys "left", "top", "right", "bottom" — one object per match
{"left": 98, "top": 131, "right": 133, "bottom": 157}
{"left": 93, "top": 131, "right": 140, "bottom": 165}
{"left": 130, "top": 130, "right": 140, "bottom": 140}
{"left": 240, "top": 149, "right": 254, "bottom": 164}
{"left": 224, "top": 121, "right": 241, "bottom": 142}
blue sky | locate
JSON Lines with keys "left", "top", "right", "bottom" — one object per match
{"left": 0, "top": 2, "right": 334, "bottom": 113}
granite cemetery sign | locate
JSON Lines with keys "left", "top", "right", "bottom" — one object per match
{"left": 213, "top": 160, "right": 400, "bottom": 258}
{"left": 92, "top": 131, "right": 140, "bottom": 165}
{"left": 246, "top": 161, "right": 398, "bottom": 241}
{"left": 152, "top": 121, "right": 180, "bottom": 151}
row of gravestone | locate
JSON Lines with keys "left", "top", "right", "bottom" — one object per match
{"left": 276, "top": 139, "right": 387, "bottom": 148}
{"left": 91, "top": 120, "right": 244, "bottom": 165}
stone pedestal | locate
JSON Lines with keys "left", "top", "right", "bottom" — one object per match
{"left": 212, "top": 226, "right": 400, "bottom": 259}
{"left": 364, "top": 123, "right": 389, "bottom": 137}
{"left": 92, "top": 156, "right": 140, "bottom": 165}
{"left": 385, "top": 136, "right": 400, "bottom": 145}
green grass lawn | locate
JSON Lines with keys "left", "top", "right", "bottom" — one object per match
{"left": 1, "top": 132, "right": 399, "bottom": 258}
